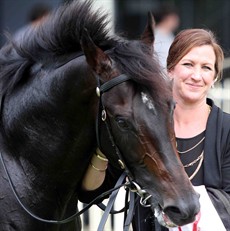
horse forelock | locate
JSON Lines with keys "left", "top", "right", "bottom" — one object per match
{"left": 112, "top": 40, "right": 172, "bottom": 104}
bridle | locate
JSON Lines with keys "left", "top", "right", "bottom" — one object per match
{"left": 94, "top": 72, "right": 153, "bottom": 230}
{"left": 0, "top": 71, "right": 152, "bottom": 228}
{"left": 95, "top": 73, "right": 133, "bottom": 176}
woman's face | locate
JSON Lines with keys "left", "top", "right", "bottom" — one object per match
{"left": 168, "top": 45, "right": 216, "bottom": 104}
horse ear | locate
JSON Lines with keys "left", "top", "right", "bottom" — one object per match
{"left": 140, "top": 12, "right": 155, "bottom": 48}
{"left": 80, "top": 28, "right": 112, "bottom": 75}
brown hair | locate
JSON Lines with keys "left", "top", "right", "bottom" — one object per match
{"left": 167, "top": 29, "right": 224, "bottom": 81}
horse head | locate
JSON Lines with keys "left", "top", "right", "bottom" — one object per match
{"left": 81, "top": 13, "right": 200, "bottom": 227}
{"left": 0, "top": 1, "right": 200, "bottom": 230}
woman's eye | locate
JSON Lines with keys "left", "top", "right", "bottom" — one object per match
{"left": 203, "top": 66, "right": 212, "bottom": 70}
{"left": 115, "top": 117, "right": 130, "bottom": 130}
{"left": 183, "top": 63, "right": 192, "bottom": 67}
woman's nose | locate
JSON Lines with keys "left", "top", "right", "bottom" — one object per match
{"left": 191, "top": 68, "right": 202, "bottom": 80}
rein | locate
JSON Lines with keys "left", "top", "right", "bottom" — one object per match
{"left": 0, "top": 150, "right": 128, "bottom": 224}
{"left": 0, "top": 71, "right": 150, "bottom": 229}
{"left": 0, "top": 150, "right": 139, "bottom": 229}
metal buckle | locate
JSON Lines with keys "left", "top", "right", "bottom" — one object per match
{"left": 127, "top": 181, "right": 152, "bottom": 207}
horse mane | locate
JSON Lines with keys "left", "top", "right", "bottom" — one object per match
{"left": 0, "top": 0, "right": 118, "bottom": 96}
{"left": 0, "top": 0, "right": 171, "bottom": 101}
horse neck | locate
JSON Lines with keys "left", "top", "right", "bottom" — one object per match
{"left": 0, "top": 60, "right": 99, "bottom": 209}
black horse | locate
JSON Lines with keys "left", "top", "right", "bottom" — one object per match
{"left": 0, "top": 1, "right": 199, "bottom": 230}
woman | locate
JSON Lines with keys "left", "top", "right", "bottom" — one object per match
{"left": 166, "top": 28, "right": 230, "bottom": 230}
{"left": 78, "top": 29, "right": 230, "bottom": 230}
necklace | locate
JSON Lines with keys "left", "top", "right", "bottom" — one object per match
{"left": 183, "top": 151, "right": 204, "bottom": 168}
{"left": 187, "top": 151, "right": 204, "bottom": 181}
{"left": 177, "top": 136, "right": 205, "bottom": 154}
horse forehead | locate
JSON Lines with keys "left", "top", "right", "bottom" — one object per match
{"left": 141, "top": 92, "right": 155, "bottom": 111}
{"left": 107, "top": 90, "right": 157, "bottom": 113}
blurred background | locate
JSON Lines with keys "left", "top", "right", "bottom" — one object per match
{"left": 1, "top": 0, "right": 230, "bottom": 52}
{"left": 1, "top": 0, "right": 228, "bottom": 113}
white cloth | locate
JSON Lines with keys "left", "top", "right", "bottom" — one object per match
{"left": 154, "top": 28, "right": 174, "bottom": 69}
{"left": 169, "top": 185, "right": 226, "bottom": 231}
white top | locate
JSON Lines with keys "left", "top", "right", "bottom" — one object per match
{"left": 154, "top": 28, "right": 175, "bottom": 69}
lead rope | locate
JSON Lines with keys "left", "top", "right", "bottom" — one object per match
{"left": 97, "top": 172, "right": 136, "bottom": 231}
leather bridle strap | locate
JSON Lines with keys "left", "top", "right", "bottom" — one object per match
{"left": 97, "top": 172, "right": 126, "bottom": 230}
{"left": 95, "top": 73, "right": 131, "bottom": 151}
{"left": 123, "top": 190, "right": 136, "bottom": 231}
{"left": 97, "top": 74, "right": 131, "bottom": 95}
{"left": 97, "top": 172, "right": 136, "bottom": 231}
{"left": 95, "top": 73, "right": 134, "bottom": 179}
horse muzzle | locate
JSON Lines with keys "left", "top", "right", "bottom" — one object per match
{"left": 127, "top": 179, "right": 200, "bottom": 228}
{"left": 153, "top": 194, "right": 200, "bottom": 228}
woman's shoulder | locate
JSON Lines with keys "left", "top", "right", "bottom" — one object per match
{"left": 207, "top": 99, "right": 230, "bottom": 141}
{"left": 208, "top": 98, "right": 230, "bottom": 123}
{"left": 223, "top": 111, "right": 230, "bottom": 123}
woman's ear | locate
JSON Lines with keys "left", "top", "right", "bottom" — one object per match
{"left": 167, "top": 70, "right": 174, "bottom": 79}
{"left": 211, "top": 78, "right": 217, "bottom": 88}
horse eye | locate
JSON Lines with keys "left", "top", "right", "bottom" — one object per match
{"left": 115, "top": 117, "right": 130, "bottom": 130}
{"left": 172, "top": 101, "right": 176, "bottom": 110}
{"left": 169, "top": 100, "right": 176, "bottom": 112}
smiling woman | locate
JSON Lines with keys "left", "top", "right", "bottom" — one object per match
{"left": 167, "top": 29, "right": 223, "bottom": 82}
{"left": 169, "top": 45, "right": 216, "bottom": 115}
{"left": 166, "top": 29, "right": 230, "bottom": 231}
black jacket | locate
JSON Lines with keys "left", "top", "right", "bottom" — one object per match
{"left": 204, "top": 98, "right": 230, "bottom": 230}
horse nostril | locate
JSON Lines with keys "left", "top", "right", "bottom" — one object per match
{"left": 164, "top": 206, "right": 182, "bottom": 216}
{"left": 163, "top": 205, "right": 198, "bottom": 226}
{"left": 164, "top": 205, "right": 194, "bottom": 221}
{"left": 161, "top": 192, "right": 200, "bottom": 226}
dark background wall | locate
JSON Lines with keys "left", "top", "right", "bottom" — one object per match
{"left": 1, "top": 0, "right": 230, "bottom": 57}
{"left": 0, "top": 0, "right": 62, "bottom": 46}
{"left": 114, "top": 0, "right": 230, "bottom": 57}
